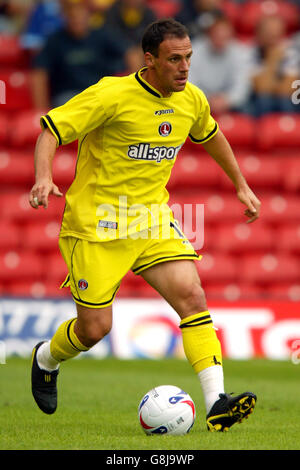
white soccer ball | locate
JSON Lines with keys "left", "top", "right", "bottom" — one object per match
{"left": 138, "top": 385, "right": 196, "bottom": 435}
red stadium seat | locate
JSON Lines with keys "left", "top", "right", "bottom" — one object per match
{"left": 282, "top": 155, "right": 300, "bottom": 192}
{"left": 198, "top": 224, "right": 216, "bottom": 252}
{"left": 196, "top": 252, "right": 239, "bottom": 282}
{"left": 0, "top": 150, "right": 34, "bottom": 185}
{"left": 260, "top": 193, "right": 300, "bottom": 224}
{"left": 169, "top": 191, "right": 248, "bottom": 227}
{"left": 0, "top": 35, "right": 25, "bottom": 66}
{"left": 0, "top": 221, "right": 21, "bottom": 250}
{"left": 220, "top": 152, "right": 283, "bottom": 189}
{"left": 222, "top": 1, "right": 241, "bottom": 30}
{"left": 216, "top": 222, "right": 274, "bottom": 253}
{"left": 0, "top": 191, "right": 65, "bottom": 222}
{"left": 276, "top": 224, "right": 300, "bottom": 254}
{"left": 114, "top": 282, "right": 135, "bottom": 298}
{"left": 204, "top": 281, "right": 264, "bottom": 301}
{"left": 22, "top": 221, "right": 61, "bottom": 252}
{"left": 217, "top": 113, "right": 256, "bottom": 149}
{"left": 237, "top": 0, "right": 299, "bottom": 36}
{"left": 240, "top": 253, "right": 300, "bottom": 284}
{"left": 266, "top": 283, "right": 300, "bottom": 301}
{"left": 1, "top": 69, "right": 33, "bottom": 111}
{"left": 9, "top": 109, "right": 47, "bottom": 147}
{"left": 146, "top": 0, "right": 180, "bottom": 18}
{"left": 45, "top": 252, "right": 68, "bottom": 283}
{"left": 52, "top": 148, "right": 77, "bottom": 187}
{"left": 0, "top": 250, "right": 44, "bottom": 281}
{"left": 256, "top": 114, "right": 300, "bottom": 151}
{"left": 0, "top": 113, "right": 9, "bottom": 144}
{"left": 168, "top": 151, "right": 220, "bottom": 189}
{"left": 6, "top": 280, "right": 71, "bottom": 298}
{"left": 0, "top": 281, "right": 5, "bottom": 295}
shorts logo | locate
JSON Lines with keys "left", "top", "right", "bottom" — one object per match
{"left": 98, "top": 220, "right": 118, "bottom": 229}
{"left": 159, "top": 122, "right": 172, "bottom": 137}
{"left": 78, "top": 279, "right": 88, "bottom": 290}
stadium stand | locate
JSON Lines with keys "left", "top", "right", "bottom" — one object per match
{"left": 236, "top": 0, "right": 299, "bottom": 37}
{"left": 1, "top": 69, "right": 33, "bottom": 111}
{"left": 0, "top": 34, "right": 26, "bottom": 67}
{"left": 0, "top": 0, "right": 300, "bottom": 302}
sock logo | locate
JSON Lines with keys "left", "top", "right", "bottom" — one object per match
{"left": 213, "top": 355, "right": 222, "bottom": 365}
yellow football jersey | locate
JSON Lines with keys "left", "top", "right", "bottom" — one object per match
{"left": 41, "top": 67, "right": 218, "bottom": 241}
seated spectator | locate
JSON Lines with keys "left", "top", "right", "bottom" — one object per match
{"left": 20, "top": 0, "right": 64, "bottom": 53}
{"left": 189, "top": 14, "right": 252, "bottom": 115}
{"left": 104, "top": 0, "right": 156, "bottom": 46}
{"left": 249, "top": 14, "right": 298, "bottom": 116}
{"left": 87, "top": 0, "right": 117, "bottom": 29}
{"left": 0, "top": 0, "right": 33, "bottom": 34}
{"left": 176, "top": 0, "right": 224, "bottom": 39}
{"left": 30, "top": 0, "right": 136, "bottom": 109}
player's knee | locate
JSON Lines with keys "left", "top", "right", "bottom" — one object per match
{"left": 75, "top": 317, "right": 112, "bottom": 348}
{"left": 180, "top": 281, "right": 207, "bottom": 316}
{"left": 89, "top": 322, "right": 111, "bottom": 346}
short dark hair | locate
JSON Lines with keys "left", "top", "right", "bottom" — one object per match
{"left": 142, "top": 18, "right": 189, "bottom": 57}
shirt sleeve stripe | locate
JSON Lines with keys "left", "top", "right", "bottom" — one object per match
{"left": 189, "top": 122, "right": 218, "bottom": 144}
{"left": 41, "top": 114, "right": 62, "bottom": 146}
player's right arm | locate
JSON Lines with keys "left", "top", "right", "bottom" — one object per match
{"left": 29, "top": 79, "right": 114, "bottom": 210}
{"left": 29, "top": 127, "right": 63, "bottom": 210}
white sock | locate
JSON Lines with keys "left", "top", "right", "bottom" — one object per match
{"left": 36, "top": 341, "right": 59, "bottom": 372}
{"left": 198, "top": 365, "right": 225, "bottom": 414}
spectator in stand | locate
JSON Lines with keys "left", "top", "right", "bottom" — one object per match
{"left": 104, "top": 0, "right": 156, "bottom": 46}
{"left": 175, "top": 0, "right": 224, "bottom": 39}
{"left": 188, "top": 14, "right": 252, "bottom": 115}
{"left": 249, "top": 14, "right": 298, "bottom": 116}
{"left": 0, "top": 0, "right": 33, "bottom": 33}
{"left": 271, "top": 28, "right": 300, "bottom": 113}
{"left": 103, "top": 0, "right": 156, "bottom": 71}
{"left": 20, "top": 0, "right": 64, "bottom": 53}
{"left": 87, "top": 0, "right": 117, "bottom": 29}
{"left": 30, "top": 0, "right": 138, "bottom": 109}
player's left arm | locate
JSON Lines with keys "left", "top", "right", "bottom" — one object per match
{"left": 201, "top": 129, "right": 261, "bottom": 224}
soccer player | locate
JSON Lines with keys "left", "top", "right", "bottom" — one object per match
{"left": 29, "top": 18, "right": 260, "bottom": 432}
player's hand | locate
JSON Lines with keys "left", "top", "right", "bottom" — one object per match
{"left": 29, "top": 179, "right": 63, "bottom": 209}
{"left": 236, "top": 186, "right": 261, "bottom": 224}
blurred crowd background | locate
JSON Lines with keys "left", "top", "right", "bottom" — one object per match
{"left": 0, "top": 0, "right": 300, "bottom": 303}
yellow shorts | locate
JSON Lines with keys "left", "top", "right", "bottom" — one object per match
{"left": 59, "top": 221, "right": 200, "bottom": 308}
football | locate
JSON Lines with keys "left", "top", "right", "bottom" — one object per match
{"left": 138, "top": 385, "right": 196, "bottom": 435}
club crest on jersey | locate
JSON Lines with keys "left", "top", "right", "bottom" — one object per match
{"left": 159, "top": 122, "right": 172, "bottom": 137}
{"left": 78, "top": 279, "right": 88, "bottom": 290}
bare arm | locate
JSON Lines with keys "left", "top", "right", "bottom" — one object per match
{"left": 202, "top": 129, "right": 261, "bottom": 223}
{"left": 30, "top": 68, "right": 50, "bottom": 109}
{"left": 29, "top": 128, "right": 63, "bottom": 209}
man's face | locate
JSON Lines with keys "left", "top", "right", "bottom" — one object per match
{"left": 62, "top": 3, "right": 90, "bottom": 38}
{"left": 209, "top": 21, "right": 233, "bottom": 51}
{"left": 145, "top": 35, "right": 193, "bottom": 96}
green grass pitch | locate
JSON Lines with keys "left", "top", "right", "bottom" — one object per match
{"left": 0, "top": 357, "right": 299, "bottom": 450}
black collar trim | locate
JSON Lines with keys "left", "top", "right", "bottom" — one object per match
{"left": 135, "top": 68, "right": 162, "bottom": 98}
